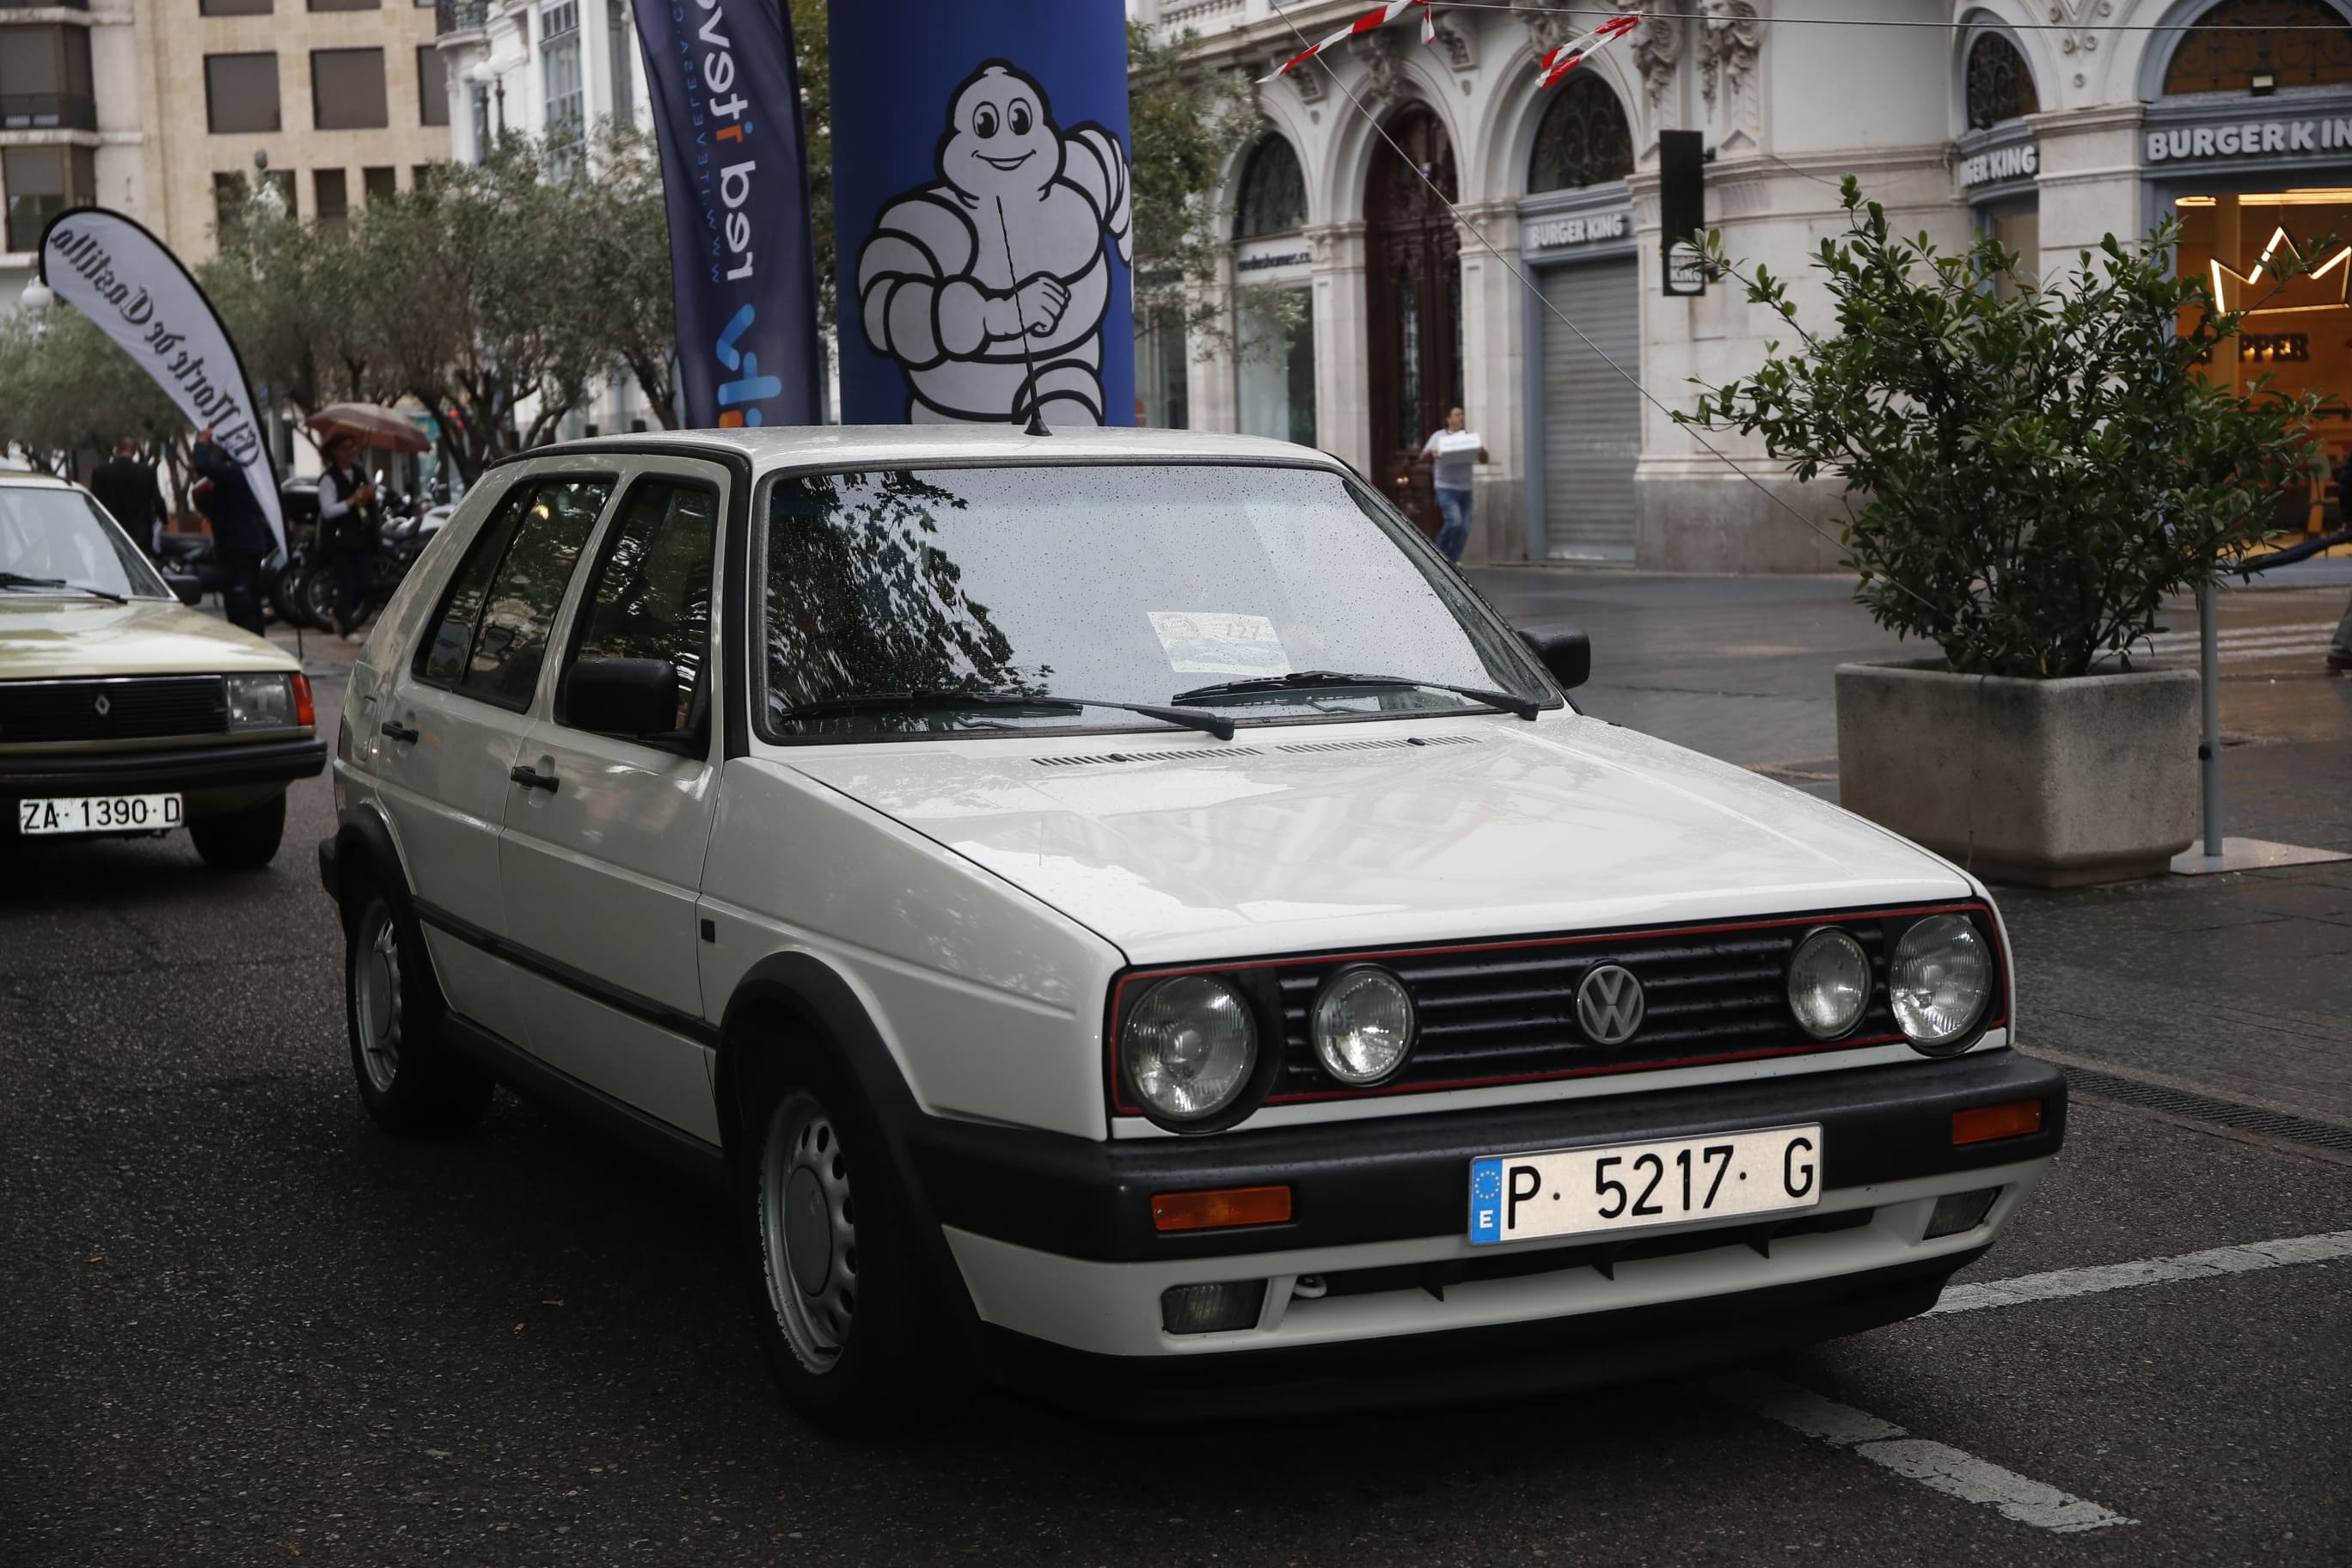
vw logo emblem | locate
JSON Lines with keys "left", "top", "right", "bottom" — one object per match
{"left": 92, "top": 694, "right": 111, "bottom": 717}
{"left": 1576, "top": 964, "right": 1645, "bottom": 1046}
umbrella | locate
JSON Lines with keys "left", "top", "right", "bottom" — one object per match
{"left": 304, "top": 402, "right": 431, "bottom": 454}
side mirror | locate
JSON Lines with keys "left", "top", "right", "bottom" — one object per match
{"left": 563, "top": 656, "right": 679, "bottom": 739}
{"left": 166, "top": 572, "right": 203, "bottom": 607}
{"left": 1517, "top": 624, "right": 1591, "bottom": 691}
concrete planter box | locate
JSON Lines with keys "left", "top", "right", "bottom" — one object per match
{"left": 1834, "top": 661, "right": 2199, "bottom": 888}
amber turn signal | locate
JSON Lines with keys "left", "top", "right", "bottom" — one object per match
{"left": 1951, "top": 1099, "right": 2043, "bottom": 1146}
{"left": 1150, "top": 1185, "right": 1292, "bottom": 1232}
{"left": 292, "top": 672, "right": 315, "bottom": 728}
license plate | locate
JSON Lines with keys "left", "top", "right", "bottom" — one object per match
{"left": 1469, "top": 1124, "right": 1822, "bottom": 1246}
{"left": 15, "top": 793, "right": 184, "bottom": 836}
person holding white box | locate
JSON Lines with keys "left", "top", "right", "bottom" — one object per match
{"left": 1420, "top": 407, "right": 1488, "bottom": 563}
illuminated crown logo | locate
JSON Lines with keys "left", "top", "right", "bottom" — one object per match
{"left": 2206, "top": 225, "right": 2352, "bottom": 317}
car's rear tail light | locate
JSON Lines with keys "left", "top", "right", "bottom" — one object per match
{"left": 1925, "top": 1186, "right": 2002, "bottom": 1238}
{"left": 292, "top": 672, "right": 315, "bottom": 728}
{"left": 1151, "top": 1185, "right": 1292, "bottom": 1232}
{"left": 1951, "top": 1099, "right": 2042, "bottom": 1145}
{"left": 1159, "top": 1281, "right": 1267, "bottom": 1334}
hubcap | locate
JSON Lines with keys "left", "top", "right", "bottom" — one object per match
{"left": 353, "top": 902, "right": 401, "bottom": 1093}
{"left": 758, "top": 1093, "right": 859, "bottom": 1371}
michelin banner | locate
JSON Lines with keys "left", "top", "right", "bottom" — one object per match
{"left": 632, "top": 0, "right": 822, "bottom": 428}
{"left": 39, "top": 208, "right": 285, "bottom": 551}
{"left": 833, "top": 1, "right": 1135, "bottom": 426}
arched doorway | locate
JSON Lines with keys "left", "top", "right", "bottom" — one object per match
{"left": 1364, "top": 103, "right": 1461, "bottom": 536}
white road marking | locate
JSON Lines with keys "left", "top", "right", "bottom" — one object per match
{"left": 1705, "top": 1370, "right": 2136, "bottom": 1534}
{"left": 1929, "top": 1229, "right": 2352, "bottom": 1317}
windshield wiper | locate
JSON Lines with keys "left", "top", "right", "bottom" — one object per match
{"left": 1170, "top": 670, "right": 1540, "bottom": 721}
{"left": 0, "top": 571, "right": 126, "bottom": 604}
{"left": 772, "top": 689, "right": 1236, "bottom": 741}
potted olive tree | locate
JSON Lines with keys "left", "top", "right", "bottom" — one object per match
{"left": 1681, "top": 180, "right": 2323, "bottom": 885}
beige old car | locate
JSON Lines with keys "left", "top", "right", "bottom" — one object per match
{"left": 0, "top": 470, "right": 323, "bottom": 867}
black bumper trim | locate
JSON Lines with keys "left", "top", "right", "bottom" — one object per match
{"left": 0, "top": 735, "right": 326, "bottom": 794}
{"left": 913, "top": 1050, "right": 2065, "bottom": 1263}
{"left": 981, "top": 1246, "right": 1985, "bottom": 1422}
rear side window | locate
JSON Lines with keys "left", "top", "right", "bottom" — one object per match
{"left": 560, "top": 478, "right": 719, "bottom": 734}
{"left": 413, "top": 476, "right": 612, "bottom": 707}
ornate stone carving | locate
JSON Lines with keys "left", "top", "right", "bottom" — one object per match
{"left": 1699, "top": 0, "right": 1758, "bottom": 111}
{"left": 1431, "top": 19, "right": 1476, "bottom": 73}
{"left": 2046, "top": 0, "right": 2115, "bottom": 58}
{"left": 1631, "top": 14, "right": 1681, "bottom": 109}
{"left": 1357, "top": 25, "right": 1415, "bottom": 110}
{"left": 1521, "top": 0, "right": 1583, "bottom": 57}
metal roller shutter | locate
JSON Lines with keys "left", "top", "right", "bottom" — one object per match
{"left": 1539, "top": 258, "right": 1640, "bottom": 560}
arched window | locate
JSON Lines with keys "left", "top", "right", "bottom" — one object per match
{"left": 1965, "top": 34, "right": 2039, "bottom": 128}
{"left": 1527, "top": 75, "right": 1633, "bottom": 193}
{"left": 1235, "top": 135, "right": 1308, "bottom": 238}
{"left": 2164, "top": 0, "right": 2352, "bottom": 94}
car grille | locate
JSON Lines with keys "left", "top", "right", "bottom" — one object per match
{"left": 1106, "top": 903, "right": 2006, "bottom": 1118}
{"left": 0, "top": 677, "right": 230, "bottom": 744}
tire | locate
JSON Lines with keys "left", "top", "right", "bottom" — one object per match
{"left": 297, "top": 561, "right": 337, "bottom": 631}
{"left": 269, "top": 558, "right": 304, "bottom": 627}
{"left": 188, "top": 793, "right": 286, "bottom": 869}
{"left": 737, "top": 1044, "right": 964, "bottom": 1435}
{"left": 344, "top": 877, "right": 493, "bottom": 1135}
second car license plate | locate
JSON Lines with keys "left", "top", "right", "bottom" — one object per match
{"left": 15, "top": 793, "right": 184, "bottom": 836}
{"left": 1469, "top": 1124, "right": 1822, "bottom": 1246}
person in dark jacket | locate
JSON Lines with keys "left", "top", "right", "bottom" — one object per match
{"left": 317, "top": 432, "right": 379, "bottom": 642}
{"left": 190, "top": 430, "right": 275, "bottom": 637}
{"left": 89, "top": 438, "right": 161, "bottom": 555}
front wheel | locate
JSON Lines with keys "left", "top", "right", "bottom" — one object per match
{"left": 738, "top": 1051, "right": 964, "bottom": 1434}
{"left": 189, "top": 793, "right": 285, "bottom": 869}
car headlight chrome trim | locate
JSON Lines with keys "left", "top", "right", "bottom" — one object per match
{"left": 1118, "top": 974, "right": 1259, "bottom": 1127}
{"left": 224, "top": 672, "right": 297, "bottom": 732}
{"left": 1890, "top": 913, "right": 1992, "bottom": 1055}
{"left": 1785, "top": 926, "right": 1871, "bottom": 1041}
{"left": 1310, "top": 965, "right": 1416, "bottom": 1086}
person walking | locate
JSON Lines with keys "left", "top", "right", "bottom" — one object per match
{"left": 2330, "top": 587, "right": 2351, "bottom": 673}
{"left": 89, "top": 438, "right": 162, "bottom": 555}
{"left": 188, "top": 430, "right": 274, "bottom": 638}
{"left": 1419, "top": 407, "right": 1488, "bottom": 564}
{"left": 318, "top": 434, "right": 379, "bottom": 644}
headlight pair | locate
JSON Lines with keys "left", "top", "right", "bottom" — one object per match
{"left": 1784, "top": 914, "right": 1993, "bottom": 1055}
{"left": 1119, "top": 964, "right": 1418, "bottom": 1128}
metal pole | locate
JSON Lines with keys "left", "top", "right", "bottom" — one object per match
{"left": 2199, "top": 582, "right": 2222, "bottom": 858}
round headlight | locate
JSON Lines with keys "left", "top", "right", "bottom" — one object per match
{"left": 1786, "top": 928, "right": 1871, "bottom": 1040}
{"left": 1121, "top": 975, "right": 1257, "bottom": 1122}
{"left": 1312, "top": 966, "right": 1416, "bottom": 1085}
{"left": 1890, "top": 915, "right": 1991, "bottom": 1051}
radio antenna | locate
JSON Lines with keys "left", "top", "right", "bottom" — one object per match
{"left": 994, "top": 196, "right": 1051, "bottom": 438}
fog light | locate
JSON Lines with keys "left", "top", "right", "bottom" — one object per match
{"left": 1925, "top": 1186, "right": 2001, "bottom": 1239}
{"left": 1159, "top": 1280, "right": 1267, "bottom": 1335}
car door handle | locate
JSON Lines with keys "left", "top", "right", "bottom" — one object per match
{"left": 509, "top": 764, "right": 559, "bottom": 793}
{"left": 380, "top": 720, "right": 419, "bottom": 744}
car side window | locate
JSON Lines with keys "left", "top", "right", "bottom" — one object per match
{"left": 451, "top": 479, "right": 613, "bottom": 710}
{"left": 559, "top": 479, "right": 719, "bottom": 738}
{"left": 414, "top": 484, "right": 531, "bottom": 688}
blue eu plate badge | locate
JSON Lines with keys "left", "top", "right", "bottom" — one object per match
{"left": 1468, "top": 1157, "right": 1505, "bottom": 1244}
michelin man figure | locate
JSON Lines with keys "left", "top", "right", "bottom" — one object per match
{"left": 855, "top": 62, "right": 1132, "bottom": 425}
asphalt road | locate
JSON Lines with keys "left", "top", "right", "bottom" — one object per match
{"left": 4, "top": 585, "right": 2349, "bottom": 1566}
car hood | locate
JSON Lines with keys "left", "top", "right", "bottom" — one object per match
{"left": 0, "top": 597, "right": 295, "bottom": 680}
{"left": 784, "top": 715, "right": 1971, "bottom": 965}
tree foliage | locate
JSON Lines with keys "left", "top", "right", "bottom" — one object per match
{"left": 1679, "top": 178, "right": 2324, "bottom": 679}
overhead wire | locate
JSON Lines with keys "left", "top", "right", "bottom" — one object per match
{"left": 1273, "top": 1, "right": 2352, "bottom": 34}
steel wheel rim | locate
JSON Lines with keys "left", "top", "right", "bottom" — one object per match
{"left": 758, "top": 1093, "right": 858, "bottom": 1372}
{"left": 354, "top": 903, "right": 401, "bottom": 1093}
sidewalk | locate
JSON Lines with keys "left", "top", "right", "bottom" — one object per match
{"left": 1470, "top": 566, "right": 2352, "bottom": 1129}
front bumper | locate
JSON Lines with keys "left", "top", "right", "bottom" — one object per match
{"left": 913, "top": 1050, "right": 2063, "bottom": 1387}
{"left": 0, "top": 735, "right": 326, "bottom": 801}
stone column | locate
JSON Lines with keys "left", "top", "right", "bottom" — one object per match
{"left": 2030, "top": 104, "right": 2147, "bottom": 286}
{"left": 1454, "top": 198, "right": 1525, "bottom": 564}
{"left": 1308, "top": 218, "right": 1370, "bottom": 474}
{"left": 1185, "top": 247, "right": 1240, "bottom": 433}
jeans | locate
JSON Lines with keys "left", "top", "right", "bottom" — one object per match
{"left": 330, "top": 546, "right": 372, "bottom": 636}
{"left": 1434, "top": 487, "right": 1473, "bottom": 562}
{"left": 216, "top": 548, "right": 267, "bottom": 638}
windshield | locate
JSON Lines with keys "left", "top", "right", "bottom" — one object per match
{"left": 0, "top": 485, "right": 170, "bottom": 599}
{"left": 758, "top": 462, "right": 1550, "bottom": 739}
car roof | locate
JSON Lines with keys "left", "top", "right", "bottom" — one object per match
{"left": 507, "top": 424, "right": 1354, "bottom": 475}
{"left": 0, "top": 470, "right": 85, "bottom": 491}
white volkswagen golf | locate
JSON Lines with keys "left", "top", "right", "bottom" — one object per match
{"left": 322, "top": 427, "right": 2063, "bottom": 1431}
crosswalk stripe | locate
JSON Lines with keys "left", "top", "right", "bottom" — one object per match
{"left": 1927, "top": 1229, "right": 2352, "bottom": 1316}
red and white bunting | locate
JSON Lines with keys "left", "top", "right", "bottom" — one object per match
{"left": 1260, "top": 1, "right": 1435, "bottom": 83}
{"left": 1535, "top": 12, "right": 1643, "bottom": 89}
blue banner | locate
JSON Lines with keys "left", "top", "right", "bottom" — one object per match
{"left": 832, "top": 1, "right": 1134, "bottom": 426}
{"left": 633, "top": 0, "right": 821, "bottom": 428}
